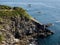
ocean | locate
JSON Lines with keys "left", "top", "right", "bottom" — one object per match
{"left": 0, "top": 0, "right": 60, "bottom": 45}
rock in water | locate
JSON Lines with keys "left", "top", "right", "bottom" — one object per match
{"left": 0, "top": 5, "right": 53, "bottom": 45}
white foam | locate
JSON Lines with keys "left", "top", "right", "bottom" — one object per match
{"left": 29, "top": 44, "right": 36, "bottom": 45}
{"left": 55, "top": 21, "right": 60, "bottom": 23}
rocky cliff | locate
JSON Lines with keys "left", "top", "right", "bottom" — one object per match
{"left": 0, "top": 5, "right": 53, "bottom": 45}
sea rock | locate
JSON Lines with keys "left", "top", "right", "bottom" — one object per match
{"left": 0, "top": 5, "right": 53, "bottom": 45}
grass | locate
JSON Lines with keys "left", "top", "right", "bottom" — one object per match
{"left": 0, "top": 5, "right": 11, "bottom": 9}
{"left": 0, "top": 5, "right": 32, "bottom": 19}
{"left": 13, "top": 7, "right": 32, "bottom": 19}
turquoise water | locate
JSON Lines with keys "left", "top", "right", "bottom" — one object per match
{"left": 0, "top": 0, "right": 60, "bottom": 45}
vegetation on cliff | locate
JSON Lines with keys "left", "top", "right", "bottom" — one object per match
{"left": 0, "top": 5, "right": 32, "bottom": 19}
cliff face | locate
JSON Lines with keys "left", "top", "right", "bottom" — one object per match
{"left": 0, "top": 5, "right": 53, "bottom": 45}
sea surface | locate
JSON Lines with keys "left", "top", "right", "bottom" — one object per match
{"left": 0, "top": 0, "right": 60, "bottom": 45}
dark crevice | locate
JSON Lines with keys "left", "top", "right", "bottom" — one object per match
{"left": 14, "top": 31, "right": 21, "bottom": 39}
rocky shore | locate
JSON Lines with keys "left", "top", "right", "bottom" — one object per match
{"left": 0, "top": 5, "right": 53, "bottom": 45}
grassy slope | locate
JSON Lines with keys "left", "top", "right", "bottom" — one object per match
{"left": 0, "top": 5, "right": 32, "bottom": 19}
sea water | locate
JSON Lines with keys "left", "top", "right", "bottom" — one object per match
{"left": 0, "top": 0, "right": 60, "bottom": 45}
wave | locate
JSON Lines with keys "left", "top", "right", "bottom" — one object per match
{"left": 0, "top": 2, "right": 60, "bottom": 9}
{"left": 55, "top": 21, "right": 60, "bottom": 23}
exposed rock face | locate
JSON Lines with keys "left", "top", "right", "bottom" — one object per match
{"left": 0, "top": 5, "right": 53, "bottom": 45}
